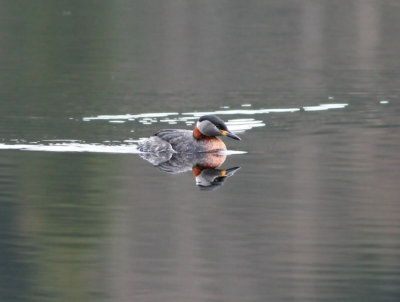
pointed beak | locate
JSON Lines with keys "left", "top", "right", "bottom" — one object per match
{"left": 224, "top": 167, "right": 241, "bottom": 177}
{"left": 225, "top": 130, "right": 241, "bottom": 141}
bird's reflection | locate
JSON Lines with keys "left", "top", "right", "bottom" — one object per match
{"left": 194, "top": 166, "right": 240, "bottom": 191}
{"left": 139, "top": 151, "right": 240, "bottom": 190}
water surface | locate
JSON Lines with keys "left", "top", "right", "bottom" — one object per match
{"left": 1, "top": 1, "right": 400, "bottom": 301}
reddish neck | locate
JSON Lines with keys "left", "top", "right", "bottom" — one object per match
{"left": 193, "top": 125, "right": 206, "bottom": 139}
{"left": 193, "top": 166, "right": 203, "bottom": 177}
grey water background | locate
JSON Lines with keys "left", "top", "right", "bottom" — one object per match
{"left": 1, "top": 1, "right": 400, "bottom": 301}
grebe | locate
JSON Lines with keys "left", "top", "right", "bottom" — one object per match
{"left": 138, "top": 115, "right": 241, "bottom": 153}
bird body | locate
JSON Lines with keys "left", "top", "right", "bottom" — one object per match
{"left": 138, "top": 115, "right": 240, "bottom": 153}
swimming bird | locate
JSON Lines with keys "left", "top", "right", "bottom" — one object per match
{"left": 138, "top": 115, "right": 241, "bottom": 153}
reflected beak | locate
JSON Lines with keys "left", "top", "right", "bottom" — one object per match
{"left": 223, "top": 130, "right": 241, "bottom": 141}
{"left": 224, "top": 167, "right": 241, "bottom": 177}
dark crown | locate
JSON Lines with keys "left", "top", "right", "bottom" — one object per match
{"left": 198, "top": 115, "right": 228, "bottom": 130}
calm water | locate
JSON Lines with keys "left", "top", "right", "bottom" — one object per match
{"left": 1, "top": 1, "right": 400, "bottom": 301}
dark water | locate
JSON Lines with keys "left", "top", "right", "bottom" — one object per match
{"left": 1, "top": 1, "right": 400, "bottom": 301}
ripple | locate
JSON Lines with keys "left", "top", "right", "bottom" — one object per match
{"left": 108, "top": 120, "right": 126, "bottom": 124}
{"left": 0, "top": 143, "right": 140, "bottom": 154}
{"left": 82, "top": 103, "right": 349, "bottom": 130}
{"left": 83, "top": 112, "right": 179, "bottom": 121}
{"left": 182, "top": 108, "right": 301, "bottom": 116}
{"left": 0, "top": 142, "right": 246, "bottom": 155}
{"left": 226, "top": 118, "right": 266, "bottom": 133}
{"left": 0, "top": 103, "right": 351, "bottom": 154}
{"left": 219, "top": 150, "right": 248, "bottom": 155}
{"left": 303, "top": 103, "right": 348, "bottom": 111}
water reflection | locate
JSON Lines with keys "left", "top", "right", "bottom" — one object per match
{"left": 140, "top": 151, "right": 240, "bottom": 190}
{"left": 195, "top": 166, "right": 240, "bottom": 191}
{"left": 0, "top": 0, "right": 399, "bottom": 300}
